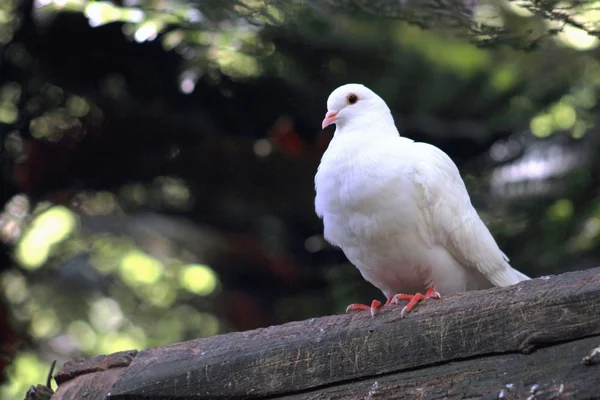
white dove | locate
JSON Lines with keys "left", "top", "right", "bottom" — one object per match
{"left": 315, "top": 83, "right": 530, "bottom": 317}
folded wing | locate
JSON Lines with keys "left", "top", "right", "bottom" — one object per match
{"left": 410, "top": 142, "right": 530, "bottom": 287}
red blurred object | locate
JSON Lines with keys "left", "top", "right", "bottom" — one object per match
{"left": 220, "top": 291, "right": 271, "bottom": 330}
{"left": 228, "top": 234, "right": 299, "bottom": 286}
{"left": 13, "top": 139, "right": 75, "bottom": 196}
{"left": 267, "top": 116, "right": 308, "bottom": 158}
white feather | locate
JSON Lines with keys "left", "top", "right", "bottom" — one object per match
{"left": 315, "top": 84, "right": 529, "bottom": 299}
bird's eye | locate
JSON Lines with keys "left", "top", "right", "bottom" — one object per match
{"left": 347, "top": 94, "right": 358, "bottom": 104}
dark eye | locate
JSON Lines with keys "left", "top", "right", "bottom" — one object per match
{"left": 348, "top": 94, "right": 358, "bottom": 104}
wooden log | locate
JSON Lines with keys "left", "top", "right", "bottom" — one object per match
{"left": 49, "top": 267, "right": 600, "bottom": 400}
{"left": 282, "top": 336, "right": 600, "bottom": 400}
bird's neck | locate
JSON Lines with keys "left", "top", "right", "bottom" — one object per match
{"left": 335, "top": 111, "right": 399, "bottom": 138}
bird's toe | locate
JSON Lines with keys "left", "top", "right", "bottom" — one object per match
{"left": 346, "top": 299, "right": 383, "bottom": 317}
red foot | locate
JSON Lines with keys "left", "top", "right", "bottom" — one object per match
{"left": 346, "top": 299, "right": 383, "bottom": 318}
{"left": 391, "top": 286, "right": 441, "bottom": 318}
{"left": 345, "top": 287, "right": 441, "bottom": 318}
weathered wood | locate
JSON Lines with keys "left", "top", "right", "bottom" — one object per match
{"left": 55, "top": 350, "right": 138, "bottom": 385}
{"left": 282, "top": 336, "right": 600, "bottom": 400}
{"left": 49, "top": 267, "right": 600, "bottom": 400}
{"left": 53, "top": 368, "right": 126, "bottom": 400}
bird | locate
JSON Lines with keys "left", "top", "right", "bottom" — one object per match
{"left": 314, "top": 83, "right": 530, "bottom": 318}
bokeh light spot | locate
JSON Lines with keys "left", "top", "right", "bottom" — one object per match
{"left": 15, "top": 206, "right": 77, "bottom": 269}
{"left": 29, "top": 309, "right": 60, "bottom": 339}
{"left": 179, "top": 264, "right": 218, "bottom": 296}
{"left": 490, "top": 64, "right": 518, "bottom": 92}
{"left": 3, "top": 353, "right": 48, "bottom": 399}
{"left": 66, "top": 95, "right": 90, "bottom": 117}
{"left": 89, "top": 297, "right": 124, "bottom": 333}
{"left": 98, "top": 331, "right": 141, "bottom": 354}
{"left": 153, "top": 314, "right": 184, "bottom": 344}
{"left": 557, "top": 24, "right": 599, "bottom": 51}
{"left": 0, "top": 103, "right": 18, "bottom": 124}
{"left": 548, "top": 198, "right": 574, "bottom": 221}
{"left": 84, "top": 1, "right": 122, "bottom": 27}
{"left": 530, "top": 114, "right": 553, "bottom": 138}
{"left": 2, "top": 272, "right": 29, "bottom": 304}
{"left": 146, "top": 281, "right": 177, "bottom": 308}
{"left": 253, "top": 138, "right": 272, "bottom": 157}
{"left": 119, "top": 249, "right": 163, "bottom": 286}
{"left": 551, "top": 103, "right": 577, "bottom": 130}
{"left": 67, "top": 320, "right": 98, "bottom": 352}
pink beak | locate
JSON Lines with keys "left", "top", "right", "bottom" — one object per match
{"left": 321, "top": 110, "right": 338, "bottom": 129}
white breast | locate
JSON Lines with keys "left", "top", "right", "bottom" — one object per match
{"left": 315, "top": 135, "right": 483, "bottom": 298}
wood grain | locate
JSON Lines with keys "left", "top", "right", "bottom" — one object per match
{"left": 282, "top": 335, "right": 600, "bottom": 400}
{"left": 49, "top": 267, "right": 600, "bottom": 400}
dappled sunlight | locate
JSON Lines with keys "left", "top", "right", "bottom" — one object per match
{"left": 1, "top": 353, "right": 49, "bottom": 400}
{"left": 29, "top": 308, "right": 61, "bottom": 339}
{"left": 144, "top": 280, "right": 178, "bottom": 308}
{"left": 2, "top": 188, "right": 225, "bottom": 395}
{"left": 0, "top": 0, "right": 22, "bottom": 45}
{"left": 84, "top": 1, "right": 144, "bottom": 28}
{"left": 530, "top": 105, "right": 576, "bottom": 138}
{"left": 473, "top": 4, "right": 504, "bottom": 29}
{"left": 89, "top": 297, "right": 124, "bottom": 333}
{"left": 489, "top": 63, "right": 520, "bottom": 93}
{"left": 30, "top": 109, "right": 83, "bottom": 142}
{"left": 34, "top": 0, "right": 282, "bottom": 81}
{"left": 544, "top": 1, "right": 600, "bottom": 51}
{"left": 90, "top": 235, "right": 135, "bottom": 274}
{"left": 97, "top": 329, "right": 146, "bottom": 355}
{"left": 15, "top": 206, "right": 77, "bottom": 270}
{"left": 2, "top": 272, "right": 28, "bottom": 304}
{"left": 133, "top": 20, "right": 160, "bottom": 43}
{"left": 0, "top": 82, "right": 21, "bottom": 125}
{"left": 153, "top": 176, "right": 193, "bottom": 211}
{"left": 503, "top": 0, "right": 534, "bottom": 18}
{"left": 119, "top": 250, "right": 163, "bottom": 286}
{"left": 179, "top": 264, "right": 219, "bottom": 296}
{"left": 395, "top": 24, "right": 491, "bottom": 78}
{"left": 527, "top": 63, "right": 600, "bottom": 140}
{"left": 65, "top": 95, "right": 91, "bottom": 118}
{"left": 67, "top": 320, "right": 97, "bottom": 352}
{"left": 556, "top": 25, "right": 599, "bottom": 51}
{"left": 547, "top": 198, "right": 574, "bottom": 221}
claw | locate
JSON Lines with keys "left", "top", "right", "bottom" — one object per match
{"left": 345, "top": 286, "right": 441, "bottom": 318}
{"left": 425, "top": 287, "right": 441, "bottom": 299}
{"left": 391, "top": 293, "right": 414, "bottom": 305}
{"left": 397, "top": 286, "right": 441, "bottom": 318}
{"left": 346, "top": 299, "right": 383, "bottom": 317}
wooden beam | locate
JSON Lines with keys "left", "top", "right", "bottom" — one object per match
{"left": 49, "top": 267, "right": 600, "bottom": 400}
{"left": 282, "top": 336, "right": 600, "bottom": 399}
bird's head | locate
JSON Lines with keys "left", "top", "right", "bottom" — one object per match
{"left": 321, "top": 83, "right": 394, "bottom": 132}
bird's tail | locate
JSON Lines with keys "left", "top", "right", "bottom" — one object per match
{"left": 491, "top": 263, "right": 531, "bottom": 286}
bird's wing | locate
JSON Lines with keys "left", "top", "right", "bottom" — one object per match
{"left": 409, "top": 142, "right": 529, "bottom": 286}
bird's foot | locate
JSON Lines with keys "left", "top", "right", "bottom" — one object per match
{"left": 345, "top": 299, "right": 384, "bottom": 318}
{"left": 391, "top": 286, "right": 441, "bottom": 318}
{"left": 345, "top": 287, "right": 440, "bottom": 318}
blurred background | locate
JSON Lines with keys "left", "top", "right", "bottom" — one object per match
{"left": 2, "top": 0, "right": 600, "bottom": 397}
